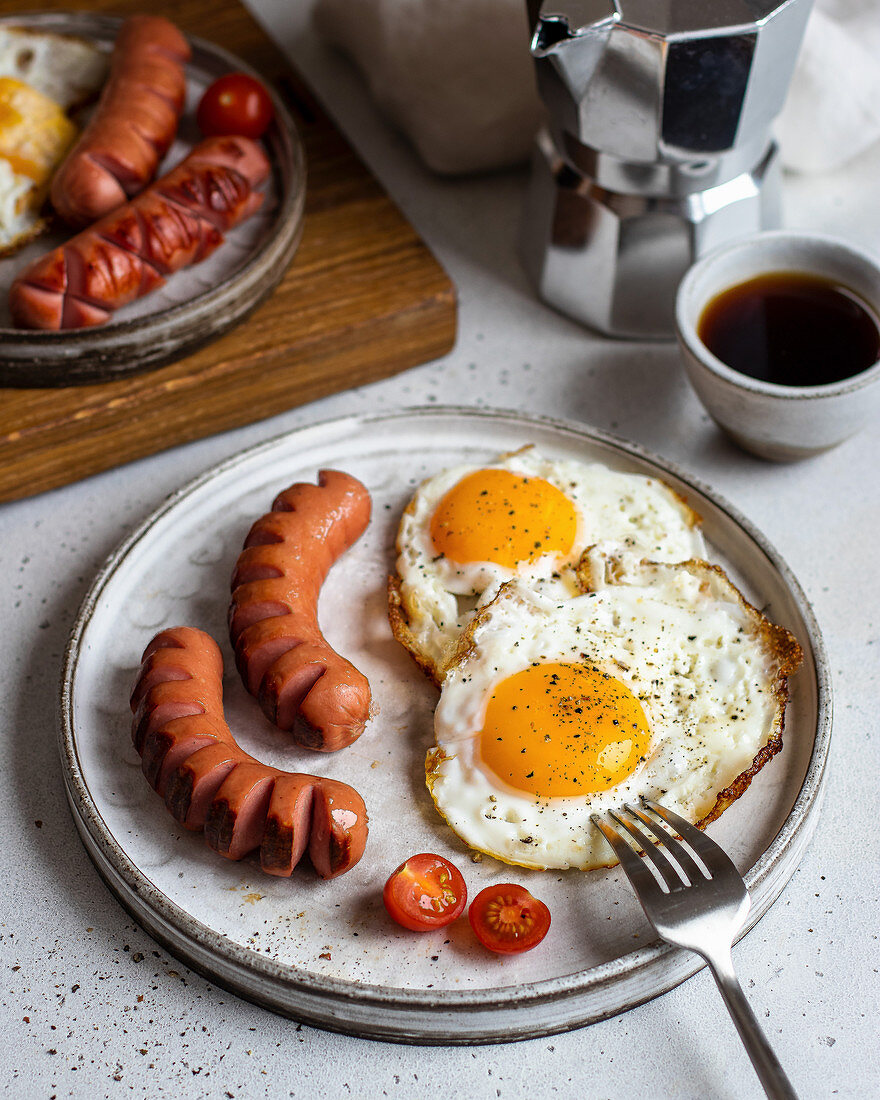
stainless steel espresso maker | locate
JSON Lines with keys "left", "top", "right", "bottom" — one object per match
{"left": 520, "top": 0, "right": 814, "bottom": 338}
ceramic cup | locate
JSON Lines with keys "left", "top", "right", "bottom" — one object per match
{"left": 675, "top": 230, "right": 880, "bottom": 460}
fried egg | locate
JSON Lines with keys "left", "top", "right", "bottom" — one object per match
{"left": 0, "top": 77, "right": 79, "bottom": 252}
{"left": 426, "top": 550, "right": 802, "bottom": 871}
{"left": 389, "top": 447, "right": 705, "bottom": 680}
{"left": 0, "top": 29, "right": 107, "bottom": 254}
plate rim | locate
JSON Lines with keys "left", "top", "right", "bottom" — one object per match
{"left": 0, "top": 11, "right": 306, "bottom": 384}
{"left": 58, "top": 405, "right": 833, "bottom": 1037}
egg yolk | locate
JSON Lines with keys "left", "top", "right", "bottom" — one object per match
{"left": 430, "top": 469, "right": 577, "bottom": 569}
{"left": 0, "top": 79, "right": 78, "bottom": 184}
{"left": 478, "top": 662, "right": 650, "bottom": 797}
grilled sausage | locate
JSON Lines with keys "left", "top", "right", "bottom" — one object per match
{"left": 50, "top": 15, "right": 191, "bottom": 226}
{"left": 130, "top": 626, "right": 369, "bottom": 879}
{"left": 11, "top": 136, "right": 269, "bottom": 330}
{"left": 229, "top": 471, "right": 373, "bottom": 753}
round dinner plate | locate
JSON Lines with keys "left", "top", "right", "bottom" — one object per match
{"left": 0, "top": 12, "right": 305, "bottom": 386}
{"left": 59, "top": 407, "right": 832, "bottom": 1044}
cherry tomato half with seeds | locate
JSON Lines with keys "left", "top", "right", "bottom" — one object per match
{"left": 468, "top": 883, "right": 551, "bottom": 954}
{"left": 383, "top": 853, "right": 468, "bottom": 932}
{"left": 196, "top": 72, "right": 274, "bottom": 139}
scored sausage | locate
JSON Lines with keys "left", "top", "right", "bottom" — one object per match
{"left": 130, "top": 626, "right": 369, "bottom": 878}
{"left": 51, "top": 15, "right": 191, "bottom": 227}
{"left": 229, "top": 471, "right": 373, "bottom": 753}
{"left": 11, "top": 136, "right": 269, "bottom": 330}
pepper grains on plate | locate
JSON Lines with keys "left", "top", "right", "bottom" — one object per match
{"left": 118, "top": 442, "right": 803, "bottom": 964}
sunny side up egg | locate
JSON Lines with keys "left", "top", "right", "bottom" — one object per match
{"left": 388, "top": 447, "right": 705, "bottom": 682}
{"left": 0, "top": 28, "right": 107, "bottom": 254}
{"left": 0, "top": 76, "right": 77, "bottom": 252}
{"left": 426, "top": 550, "right": 803, "bottom": 871}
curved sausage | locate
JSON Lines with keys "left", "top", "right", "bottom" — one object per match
{"left": 130, "top": 626, "right": 369, "bottom": 879}
{"left": 11, "top": 136, "right": 269, "bottom": 330}
{"left": 50, "top": 15, "right": 191, "bottom": 227}
{"left": 229, "top": 470, "right": 373, "bottom": 753}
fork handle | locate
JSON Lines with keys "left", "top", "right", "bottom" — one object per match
{"left": 704, "top": 947, "right": 799, "bottom": 1100}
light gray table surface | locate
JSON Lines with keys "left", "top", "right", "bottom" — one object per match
{"left": 3, "top": 3, "right": 879, "bottom": 1097}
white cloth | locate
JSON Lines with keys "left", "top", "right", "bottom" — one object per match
{"left": 315, "top": 0, "right": 880, "bottom": 176}
{"left": 775, "top": 0, "right": 880, "bottom": 173}
{"left": 314, "top": 0, "right": 543, "bottom": 174}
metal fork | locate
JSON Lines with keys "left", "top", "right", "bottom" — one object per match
{"left": 593, "top": 800, "right": 797, "bottom": 1100}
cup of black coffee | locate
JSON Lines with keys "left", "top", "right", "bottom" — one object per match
{"left": 675, "top": 231, "right": 880, "bottom": 461}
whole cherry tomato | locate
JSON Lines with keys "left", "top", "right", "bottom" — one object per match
{"left": 468, "top": 883, "right": 551, "bottom": 954}
{"left": 383, "top": 853, "right": 468, "bottom": 932}
{"left": 196, "top": 72, "right": 274, "bottom": 139}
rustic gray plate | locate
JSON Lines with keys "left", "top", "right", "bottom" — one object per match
{"left": 0, "top": 11, "right": 305, "bottom": 387}
{"left": 59, "top": 407, "right": 832, "bottom": 1044}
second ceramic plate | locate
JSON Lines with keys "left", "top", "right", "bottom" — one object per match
{"left": 60, "top": 407, "right": 831, "bottom": 1043}
{"left": 0, "top": 11, "right": 305, "bottom": 386}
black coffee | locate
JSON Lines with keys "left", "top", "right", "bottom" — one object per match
{"left": 697, "top": 271, "right": 880, "bottom": 387}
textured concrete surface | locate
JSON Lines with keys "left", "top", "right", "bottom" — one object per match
{"left": 2, "top": 2, "right": 878, "bottom": 1097}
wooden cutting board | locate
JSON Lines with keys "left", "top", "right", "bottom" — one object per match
{"left": 0, "top": 0, "right": 456, "bottom": 503}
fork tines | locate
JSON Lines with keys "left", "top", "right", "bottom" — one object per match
{"left": 591, "top": 803, "right": 793, "bottom": 1098}
{"left": 592, "top": 800, "right": 718, "bottom": 894}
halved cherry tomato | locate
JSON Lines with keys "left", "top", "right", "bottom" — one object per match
{"left": 468, "top": 883, "right": 551, "bottom": 954}
{"left": 383, "top": 853, "right": 467, "bottom": 932}
{"left": 196, "top": 73, "right": 274, "bottom": 139}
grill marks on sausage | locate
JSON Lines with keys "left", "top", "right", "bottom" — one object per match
{"left": 158, "top": 165, "right": 255, "bottom": 230}
{"left": 11, "top": 137, "right": 269, "bottom": 330}
{"left": 229, "top": 471, "right": 373, "bottom": 752}
{"left": 130, "top": 626, "right": 369, "bottom": 879}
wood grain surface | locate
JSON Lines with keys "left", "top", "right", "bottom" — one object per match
{"left": 0, "top": 0, "right": 456, "bottom": 503}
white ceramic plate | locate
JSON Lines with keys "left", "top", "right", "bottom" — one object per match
{"left": 59, "top": 407, "right": 831, "bottom": 1043}
{"left": 0, "top": 12, "right": 305, "bottom": 385}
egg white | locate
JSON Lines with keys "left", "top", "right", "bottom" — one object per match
{"left": 0, "top": 155, "right": 38, "bottom": 250}
{"left": 392, "top": 447, "right": 705, "bottom": 677}
{"left": 0, "top": 27, "right": 107, "bottom": 109}
{"left": 0, "top": 30, "right": 107, "bottom": 255}
{"left": 427, "top": 551, "right": 801, "bottom": 871}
